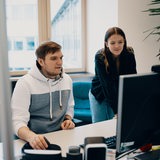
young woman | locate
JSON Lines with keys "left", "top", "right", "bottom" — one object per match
{"left": 89, "top": 27, "right": 137, "bottom": 123}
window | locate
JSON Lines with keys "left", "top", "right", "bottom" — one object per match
{"left": 14, "top": 39, "right": 23, "bottom": 51}
{"left": 50, "top": 0, "right": 84, "bottom": 71}
{"left": 6, "top": 0, "right": 38, "bottom": 74}
{"left": 26, "top": 37, "right": 35, "bottom": 50}
{"left": 6, "top": 0, "right": 85, "bottom": 75}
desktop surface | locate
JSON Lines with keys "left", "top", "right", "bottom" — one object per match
{"left": 2, "top": 119, "right": 158, "bottom": 160}
{"left": 44, "top": 119, "right": 117, "bottom": 157}
{"left": 6, "top": 119, "right": 116, "bottom": 160}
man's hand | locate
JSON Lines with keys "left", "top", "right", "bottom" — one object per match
{"left": 61, "top": 119, "right": 75, "bottom": 130}
{"left": 18, "top": 127, "right": 48, "bottom": 150}
{"left": 28, "top": 134, "right": 49, "bottom": 150}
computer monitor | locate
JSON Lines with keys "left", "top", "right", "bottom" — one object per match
{"left": 116, "top": 72, "right": 160, "bottom": 158}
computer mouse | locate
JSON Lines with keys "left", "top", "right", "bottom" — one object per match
{"left": 22, "top": 136, "right": 61, "bottom": 152}
{"left": 21, "top": 137, "right": 62, "bottom": 160}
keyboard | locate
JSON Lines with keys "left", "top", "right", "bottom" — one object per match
{"left": 105, "top": 136, "right": 116, "bottom": 149}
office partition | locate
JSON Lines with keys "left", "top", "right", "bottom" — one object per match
{"left": 0, "top": 0, "right": 14, "bottom": 159}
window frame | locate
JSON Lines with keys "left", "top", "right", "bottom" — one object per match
{"left": 9, "top": 0, "right": 86, "bottom": 76}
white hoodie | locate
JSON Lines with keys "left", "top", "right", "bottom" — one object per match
{"left": 11, "top": 63, "right": 74, "bottom": 135}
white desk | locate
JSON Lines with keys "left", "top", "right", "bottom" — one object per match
{"left": 13, "top": 119, "right": 116, "bottom": 158}
{"left": 1, "top": 119, "right": 129, "bottom": 160}
{"left": 0, "top": 118, "right": 157, "bottom": 160}
{"left": 2, "top": 119, "right": 134, "bottom": 160}
{"left": 44, "top": 119, "right": 117, "bottom": 157}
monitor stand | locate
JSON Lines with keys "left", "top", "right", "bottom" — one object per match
{"left": 134, "top": 149, "right": 160, "bottom": 160}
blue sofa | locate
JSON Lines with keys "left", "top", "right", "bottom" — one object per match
{"left": 72, "top": 81, "right": 92, "bottom": 124}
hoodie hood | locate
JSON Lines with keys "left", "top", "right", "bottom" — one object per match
{"left": 28, "top": 63, "right": 63, "bottom": 120}
{"left": 28, "top": 63, "right": 63, "bottom": 83}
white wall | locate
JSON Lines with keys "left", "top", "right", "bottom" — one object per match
{"left": 86, "top": 0, "right": 118, "bottom": 73}
{"left": 86, "top": 0, "right": 160, "bottom": 73}
{"left": 118, "top": 0, "right": 160, "bottom": 73}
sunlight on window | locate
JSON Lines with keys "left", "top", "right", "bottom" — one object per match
{"left": 50, "top": 0, "right": 83, "bottom": 70}
{"left": 6, "top": 0, "right": 38, "bottom": 72}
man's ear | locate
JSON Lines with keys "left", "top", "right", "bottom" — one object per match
{"left": 37, "top": 58, "right": 44, "bottom": 66}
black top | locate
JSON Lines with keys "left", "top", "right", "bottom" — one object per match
{"left": 91, "top": 48, "right": 137, "bottom": 114}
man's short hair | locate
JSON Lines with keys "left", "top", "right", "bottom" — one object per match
{"left": 35, "top": 41, "right": 62, "bottom": 59}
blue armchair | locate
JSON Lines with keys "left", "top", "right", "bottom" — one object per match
{"left": 73, "top": 81, "right": 92, "bottom": 124}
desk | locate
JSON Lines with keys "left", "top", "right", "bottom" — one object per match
{"left": 1, "top": 116, "right": 159, "bottom": 160}
{"left": 45, "top": 119, "right": 116, "bottom": 157}
{"left": 13, "top": 119, "right": 116, "bottom": 158}
{"left": 1, "top": 119, "right": 121, "bottom": 160}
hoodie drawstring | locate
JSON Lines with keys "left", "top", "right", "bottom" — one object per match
{"left": 48, "top": 80, "right": 53, "bottom": 120}
{"left": 48, "top": 78, "right": 63, "bottom": 120}
{"left": 59, "top": 90, "right": 62, "bottom": 110}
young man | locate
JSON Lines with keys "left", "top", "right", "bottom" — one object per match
{"left": 11, "top": 41, "right": 75, "bottom": 149}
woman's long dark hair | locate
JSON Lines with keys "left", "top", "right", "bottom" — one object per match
{"left": 103, "top": 27, "right": 127, "bottom": 73}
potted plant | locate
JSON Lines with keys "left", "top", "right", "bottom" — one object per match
{"left": 143, "top": 0, "right": 160, "bottom": 72}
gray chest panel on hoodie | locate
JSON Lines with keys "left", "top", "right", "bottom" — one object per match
{"left": 28, "top": 90, "right": 70, "bottom": 134}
